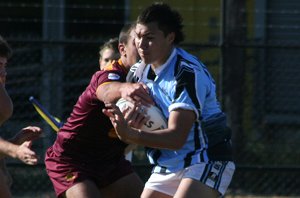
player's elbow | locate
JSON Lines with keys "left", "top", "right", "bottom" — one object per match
{"left": 97, "top": 85, "right": 110, "bottom": 102}
{"left": 164, "top": 129, "right": 188, "bottom": 150}
{"left": 167, "top": 139, "right": 185, "bottom": 150}
{"left": 174, "top": 143, "right": 185, "bottom": 150}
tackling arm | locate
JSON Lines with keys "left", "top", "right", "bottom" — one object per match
{"left": 96, "top": 82, "right": 154, "bottom": 106}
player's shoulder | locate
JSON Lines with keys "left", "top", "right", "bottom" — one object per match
{"left": 176, "top": 48, "right": 198, "bottom": 65}
{"left": 98, "top": 60, "right": 127, "bottom": 79}
{"left": 176, "top": 48, "right": 206, "bottom": 71}
{"left": 126, "top": 60, "right": 146, "bottom": 82}
{"left": 129, "top": 61, "right": 140, "bottom": 73}
{"left": 129, "top": 60, "right": 146, "bottom": 73}
{"left": 103, "top": 60, "right": 124, "bottom": 72}
{"left": 92, "top": 61, "right": 126, "bottom": 83}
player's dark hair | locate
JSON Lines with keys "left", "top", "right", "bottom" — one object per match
{"left": 137, "top": 2, "right": 184, "bottom": 44}
{"left": 0, "top": 35, "right": 12, "bottom": 59}
{"left": 99, "top": 37, "right": 119, "bottom": 58}
{"left": 119, "top": 23, "right": 136, "bottom": 44}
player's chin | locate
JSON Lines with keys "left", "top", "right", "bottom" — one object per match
{"left": 139, "top": 54, "right": 150, "bottom": 64}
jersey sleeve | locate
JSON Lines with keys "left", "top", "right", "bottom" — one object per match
{"left": 93, "top": 69, "right": 126, "bottom": 88}
{"left": 169, "top": 60, "right": 220, "bottom": 120}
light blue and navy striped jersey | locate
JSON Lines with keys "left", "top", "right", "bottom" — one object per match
{"left": 130, "top": 48, "right": 226, "bottom": 173}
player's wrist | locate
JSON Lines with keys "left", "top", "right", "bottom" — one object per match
{"left": 127, "top": 128, "right": 142, "bottom": 144}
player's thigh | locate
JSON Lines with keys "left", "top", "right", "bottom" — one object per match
{"left": 174, "top": 178, "right": 220, "bottom": 198}
{"left": 100, "top": 172, "right": 144, "bottom": 198}
{"left": 65, "top": 179, "right": 101, "bottom": 198}
{"left": 141, "top": 188, "right": 172, "bottom": 198}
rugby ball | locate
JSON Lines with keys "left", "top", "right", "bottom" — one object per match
{"left": 116, "top": 98, "right": 167, "bottom": 132}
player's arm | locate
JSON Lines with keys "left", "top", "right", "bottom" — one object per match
{"left": 132, "top": 109, "right": 196, "bottom": 150}
{"left": 96, "top": 82, "right": 154, "bottom": 106}
{"left": 0, "top": 137, "right": 38, "bottom": 165}
{"left": 104, "top": 103, "right": 196, "bottom": 150}
{"left": 0, "top": 137, "right": 19, "bottom": 159}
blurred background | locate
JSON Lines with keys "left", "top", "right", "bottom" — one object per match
{"left": 1, "top": 0, "right": 300, "bottom": 197}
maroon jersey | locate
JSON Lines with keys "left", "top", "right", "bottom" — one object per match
{"left": 53, "top": 59, "right": 128, "bottom": 162}
{"left": 45, "top": 60, "right": 133, "bottom": 197}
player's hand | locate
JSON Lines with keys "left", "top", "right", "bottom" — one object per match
{"left": 16, "top": 141, "right": 39, "bottom": 165}
{"left": 121, "top": 82, "right": 154, "bottom": 106}
{"left": 11, "top": 126, "right": 42, "bottom": 145}
{"left": 103, "top": 103, "right": 131, "bottom": 142}
{"left": 122, "top": 104, "right": 149, "bottom": 129}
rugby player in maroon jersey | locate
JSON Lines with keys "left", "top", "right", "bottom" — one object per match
{"left": 45, "top": 24, "right": 153, "bottom": 198}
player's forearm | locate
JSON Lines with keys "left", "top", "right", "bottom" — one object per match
{"left": 97, "top": 82, "right": 129, "bottom": 103}
{"left": 125, "top": 109, "right": 194, "bottom": 150}
{"left": 126, "top": 128, "right": 185, "bottom": 150}
{"left": 0, "top": 138, "right": 18, "bottom": 159}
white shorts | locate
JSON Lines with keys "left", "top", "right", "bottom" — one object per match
{"left": 144, "top": 161, "right": 235, "bottom": 196}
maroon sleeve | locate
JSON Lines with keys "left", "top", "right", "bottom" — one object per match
{"left": 92, "top": 69, "right": 127, "bottom": 90}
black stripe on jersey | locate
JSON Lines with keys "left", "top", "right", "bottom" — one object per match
{"left": 200, "top": 150, "right": 205, "bottom": 161}
{"left": 184, "top": 152, "right": 193, "bottom": 168}
{"left": 174, "top": 55, "right": 201, "bottom": 118}
{"left": 153, "top": 149, "right": 161, "bottom": 162}
{"left": 159, "top": 166, "right": 167, "bottom": 173}
{"left": 193, "top": 121, "right": 201, "bottom": 149}
{"left": 149, "top": 148, "right": 161, "bottom": 165}
{"left": 184, "top": 121, "right": 201, "bottom": 167}
{"left": 174, "top": 55, "right": 203, "bottom": 154}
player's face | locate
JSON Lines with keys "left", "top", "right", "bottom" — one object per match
{"left": 99, "top": 48, "right": 117, "bottom": 70}
{"left": 125, "top": 30, "right": 140, "bottom": 66}
{"left": 135, "top": 22, "right": 174, "bottom": 68}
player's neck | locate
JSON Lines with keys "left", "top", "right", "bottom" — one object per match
{"left": 151, "top": 47, "right": 174, "bottom": 69}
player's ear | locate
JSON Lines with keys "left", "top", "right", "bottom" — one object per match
{"left": 118, "top": 43, "right": 126, "bottom": 56}
{"left": 167, "top": 32, "right": 175, "bottom": 44}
